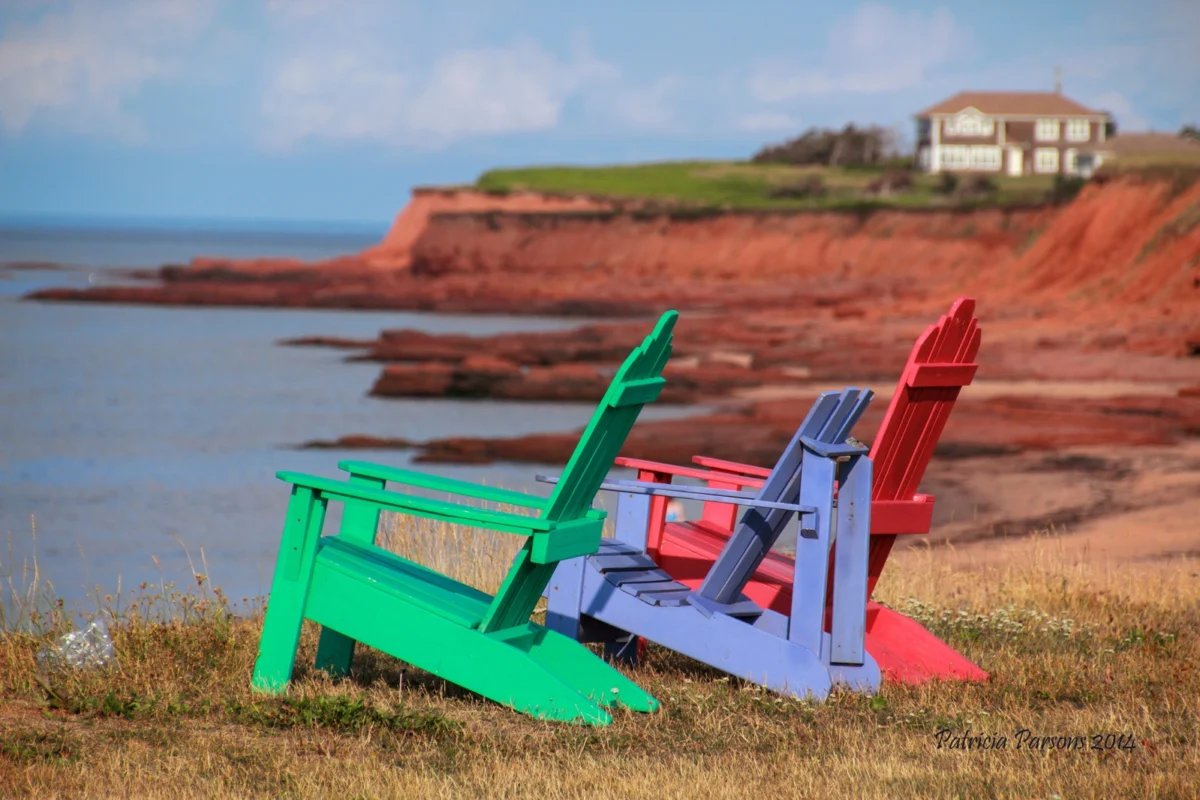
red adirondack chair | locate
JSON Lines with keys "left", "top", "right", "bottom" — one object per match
{"left": 616, "top": 298, "right": 988, "bottom": 684}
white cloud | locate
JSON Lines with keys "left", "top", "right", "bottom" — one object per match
{"left": 0, "top": 0, "right": 220, "bottom": 140}
{"left": 748, "top": 4, "right": 971, "bottom": 103}
{"left": 258, "top": 2, "right": 628, "bottom": 151}
{"left": 604, "top": 76, "right": 682, "bottom": 132}
{"left": 406, "top": 40, "right": 613, "bottom": 139}
{"left": 261, "top": 37, "right": 617, "bottom": 150}
{"left": 9, "top": 0, "right": 1188, "bottom": 151}
{"left": 0, "top": 1, "right": 681, "bottom": 149}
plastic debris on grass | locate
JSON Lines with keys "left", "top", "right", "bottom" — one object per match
{"left": 36, "top": 618, "right": 115, "bottom": 670}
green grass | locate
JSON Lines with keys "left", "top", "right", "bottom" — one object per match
{"left": 475, "top": 161, "right": 1059, "bottom": 211}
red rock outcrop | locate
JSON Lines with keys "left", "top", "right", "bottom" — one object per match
{"left": 358, "top": 322, "right": 669, "bottom": 365}
{"left": 369, "top": 358, "right": 800, "bottom": 403}
{"left": 407, "top": 392, "right": 1200, "bottom": 466}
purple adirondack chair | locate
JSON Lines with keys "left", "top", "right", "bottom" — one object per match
{"left": 539, "top": 388, "right": 879, "bottom": 700}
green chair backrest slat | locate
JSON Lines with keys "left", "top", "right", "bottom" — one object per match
{"left": 479, "top": 309, "right": 678, "bottom": 633}
{"left": 611, "top": 376, "right": 666, "bottom": 408}
{"left": 541, "top": 310, "right": 677, "bottom": 523}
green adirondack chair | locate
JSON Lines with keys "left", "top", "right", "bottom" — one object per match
{"left": 251, "top": 310, "right": 678, "bottom": 725}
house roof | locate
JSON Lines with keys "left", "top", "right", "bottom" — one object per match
{"left": 916, "top": 91, "right": 1105, "bottom": 118}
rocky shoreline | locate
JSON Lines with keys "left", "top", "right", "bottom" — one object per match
{"left": 20, "top": 176, "right": 1200, "bottom": 556}
{"left": 25, "top": 177, "right": 1197, "bottom": 468}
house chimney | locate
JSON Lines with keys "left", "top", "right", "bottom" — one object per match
{"left": 1054, "top": 66, "right": 1062, "bottom": 94}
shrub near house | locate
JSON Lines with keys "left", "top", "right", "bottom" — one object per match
{"left": 914, "top": 91, "right": 1111, "bottom": 177}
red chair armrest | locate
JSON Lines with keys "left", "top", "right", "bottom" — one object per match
{"left": 690, "top": 455, "right": 772, "bottom": 478}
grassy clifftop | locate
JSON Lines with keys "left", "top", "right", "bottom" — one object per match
{"left": 476, "top": 161, "right": 1061, "bottom": 211}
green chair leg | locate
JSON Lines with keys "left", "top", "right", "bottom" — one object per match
{"left": 313, "top": 473, "right": 384, "bottom": 678}
{"left": 314, "top": 628, "right": 357, "bottom": 678}
{"left": 252, "top": 488, "right": 327, "bottom": 694}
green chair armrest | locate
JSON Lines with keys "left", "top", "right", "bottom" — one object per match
{"left": 276, "top": 471, "right": 554, "bottom": 534}
{"left": 337, "top": 460, "right": 548, "bottom": 510}
{"left": 530, "top": 518, "right": 604, "bottom": 563}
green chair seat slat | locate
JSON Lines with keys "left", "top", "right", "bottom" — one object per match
{"left": 338, "top": 461, "right": 549, "bottom": 510}
{"left": 317, "top": 537, "right": 491, "bottom": 629}
{"left": 321, "top": 535, "right": 486, "bottom": 600}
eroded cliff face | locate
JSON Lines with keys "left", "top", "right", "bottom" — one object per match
{"left": 358, "top": 188, "right": 617, "bottom": 271}
{"left": 409, "top": 205, "right": 1054, "bottom": 291}
{"left": 402, "top": 177, "right": 1199, "bottom": 326}
{"left": 987, "top": 177, "right": 1200, "bottom": 320}
{"left": 29, "top": 176, "right": 1199, "bottom": 329}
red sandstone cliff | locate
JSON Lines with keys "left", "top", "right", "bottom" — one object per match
{"left": 984, "top": 176, "right": 1200, "bottom": 320}
{"left": 27, "top": 173, "right": 1200, "bottom": 336}
{"left": 397, "top": 175, "right": 1198, "bottom": 325}
{"left": 408, "top": 205, "right": 1053, "bottom": 290}
{"left": 358, "top": 188, "right": 616, "bottom": 271}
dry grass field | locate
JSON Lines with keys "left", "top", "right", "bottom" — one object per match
{"left": 1, "top": 512, "right": 1196, "bottom": 798}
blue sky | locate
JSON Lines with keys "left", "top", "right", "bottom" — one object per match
{"left": 1, "top": 0, "right": 1196, "bottom": 224}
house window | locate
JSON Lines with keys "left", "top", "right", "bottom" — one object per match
{"left": 971, "top": 146, "right": 1001, "bottom": 170}
{"left": 1036, "top": 119, "right": 1060, "bottom": 141}
{"left": 1076, "top": 153, "right": 1103, "bottom": 178}
{"left": 945, "top": 114, "right": 994, "bottom": 137}
{"left": 1035, "top": 147, "right": 1060, "bottom": 173}
{"left": 1064, "top": 148, "right": 1078, "bottom": 174}
{"left": 939, "top": 146, "right": 970, "bottom": 169}
{"left": 1065, "top": 119, "right": 1090, "bottom": 141}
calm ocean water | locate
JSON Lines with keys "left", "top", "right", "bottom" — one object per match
{"left": 0, "top": 223, "right": 692, "bottom": 612}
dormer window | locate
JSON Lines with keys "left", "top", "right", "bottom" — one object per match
{"left": 944, "top": 112, "right": 994, "bottom": 137}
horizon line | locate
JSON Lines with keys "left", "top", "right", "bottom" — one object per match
{"left": 0, "top": 211, "right": 393, "bottom": 235}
